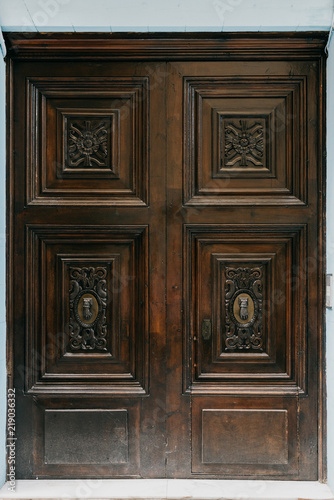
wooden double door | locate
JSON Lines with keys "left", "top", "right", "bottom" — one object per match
{"left": 7, "top": 34, "right": 326, "bottom": 479}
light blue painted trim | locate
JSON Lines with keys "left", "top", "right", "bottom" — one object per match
{"left": 0, "top": 26, "right": 37, "bottom": 32}
{"left": 0, "top": 55, "right": 6, "bottom": 489}
{"left": 0, "top": 25, "right": 331, "bottom": 32}
{"left": 73, "top": 26, "right": 112, "bottom": 32}
{"left": 184, "top": 26, "right": 223, "bottom": 32}
{"left": 220, "top": 25, "right": 331, "bottom": 31}
{"left": 147, "top": 26, "right": 187, "bottom": 32}
{"left": 110, "top": 26, "right": 150, "bottom": 32}
{"left": 35, "top": 26, "right": 76, "bottom": 32}
{"left": 0, "top": 29, "right": 6, "bottom": 59}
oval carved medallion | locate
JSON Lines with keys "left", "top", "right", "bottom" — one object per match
{"left": 75, "top": 291, "right": 100, "bottom": 327}
{"left": 232, "top": 292, "right": 255, "bottom": 325}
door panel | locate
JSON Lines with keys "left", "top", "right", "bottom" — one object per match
{"left": 7, "top": 35, "right": 325, "bottom": 480}
{"left": 32, "top": 398, "right": 141, "bottom": 477}
{"left": 26, "top": 77, "right": 148, "bottom": 206}
{"left": 166, "top": 58, "right": 323, "bottom": 479}
{"left": 25, "top": 225, "right": 149, "bottom": 395}
{"left": 183, "top": 75, "right": 307, "bottom": 206}
{"left": 183, "top": 224, "right": 307, "bottom": 393}
{"left": 11, "top": 60, "right": 167, "bottom": 478}
{"left": 191, "top": 397, "right": 298, "bottom": 476}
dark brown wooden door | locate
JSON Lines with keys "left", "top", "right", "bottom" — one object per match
{"left": 7, "top": 34, "right": 326, "bottom": 480}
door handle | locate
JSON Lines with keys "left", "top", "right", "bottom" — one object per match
{"left": 202, "top": 319, "right": 212, "bottom": 340}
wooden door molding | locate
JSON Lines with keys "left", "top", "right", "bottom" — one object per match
{"left": 4, "top": 32, "right": 327, "bottom": 60}
{"left": 183, "top": 224, "right": 308, "bottom": 396}
{"left": 25, "top": 224, "right": 149, "bottom": 396}
{"left": 5, "top": 33, "right": 327, "bottom": 481}
{"left": 25, "top": 77, "right": 148, "bottom": 206}
{"left": 183, "top": 76, "right": 308, "bottom": 205}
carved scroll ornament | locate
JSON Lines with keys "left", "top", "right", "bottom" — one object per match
{"left": 68, "top": 266, "right": 108, "bottom": 351}
{"left": 224, "top": 266, "right": 263, "bottom": 351}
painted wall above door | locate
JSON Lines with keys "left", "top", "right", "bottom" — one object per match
{"left": 0, "top": 0, "right": 333, "bottom": 32}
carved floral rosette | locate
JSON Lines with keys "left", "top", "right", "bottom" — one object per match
{"left": 223, "top": 119, "right": 264, "bottom": 168}
{"left": 68, "top": 266, "right": 108, "bottom": 351}
{"left": 224, "top": 266, "right": 263, "bottom": 351}
{"left": 68, "top": 119, "right": 108, "bottom": 168}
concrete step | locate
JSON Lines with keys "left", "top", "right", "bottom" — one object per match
{"left": 0, "top": 479, "right": 333, "bottom": 500}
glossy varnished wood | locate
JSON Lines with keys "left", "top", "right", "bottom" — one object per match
{"left": 5, "top": 33, "right": 327, "bottom": 480}
{"left": 165, "top": 54, "right": 326, "bottom": 479}
{"left": 8, "top": 57, "right": 167, "bottom": 478}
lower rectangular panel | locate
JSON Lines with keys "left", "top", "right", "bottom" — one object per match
{"left": 33, "top": 399, "right": 140, "bottom": 477}
{"left": 202, "top": 410, "right": 288, "bottom": 465}
{"left": 45, "top": 409, "right": 129, "bottom": 465}
{"left": 191, "top": 397, "right": 298, "bottom": 477}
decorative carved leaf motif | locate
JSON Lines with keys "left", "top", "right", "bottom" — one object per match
{"left": 223, "top": 119, "right": 265, "bottom": 168}
{"left": 224, "top": 266, "right": 263, "bottom": 351}
{"left": 68, "top": 266, "right": 108, "bottom": 351}
{"left": 67, "top": 119, "right": 109, "bottom": 168}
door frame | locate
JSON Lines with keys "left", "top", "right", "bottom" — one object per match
{"left": 4, "top": 31, "right": 327, "bottom": 480}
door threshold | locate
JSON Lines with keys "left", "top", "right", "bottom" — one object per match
{"left": 0, "top": 479, "right": 333, "bottom": 500}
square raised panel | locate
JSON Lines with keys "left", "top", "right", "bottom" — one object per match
{"left": 32, "top": 399, "right": 140, "bottom": 477}
{"left": 25, "top": 225, "right": 149, "bottom": 395}
{"left": 202, "top": 409, "right": 288, "bottom": 464}
{"left": 183, "top": 225, "right": 307, "bottom": 395}
{"left": 26, "top": 77, "right": 148, "bottom": 206}
{"left": 191, "top": 397, "right": 298, "bottom": 476}
{"left": 61, "top": 112, "right": 119, "bottom": 177}
{"left": 44, "top": 409, "right": 129, "bottom": 464}
{"left": 184, "top": 77, "right": 307, "bottom": 205}
{"left": 217, "top": 115, "right": 273, "bottom": 176}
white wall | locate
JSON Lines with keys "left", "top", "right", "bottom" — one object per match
{"left": 0, "top": 0, "right": 332, "bottom": 32}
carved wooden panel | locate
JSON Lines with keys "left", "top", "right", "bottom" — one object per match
{"left": 63, "top": 114, "right": 118, "bottom": 175}
{"left": 66, "top": 118, "right": 109, "bottom": 168}
{"left": 221, "top": 117, "right": 266, "bottom": 171}
{"left": 224, "top": 266, "right": 264, "bottom": 351}
{"left": 8, "top": 36, "right": 325, "bottom": 480}
{"left": 25, "top": 225, "right": 149, "bottom": 395}
{"left": 63, "top": 258, "right": 115, "bottom": 358}
{"left": 68, "top": 266, "right": 108, "bottom": 352}
{"left": 184, "top": 224, "right": 307, "bottom": 395}
{"left": 184, "top": 77, "right": 306, "bottom": 205}
{"left": 191, "top": 398, "right": 298, "bottom": 476}
{"left": 26, "top": 78, "right": 148, "bottom": 205}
